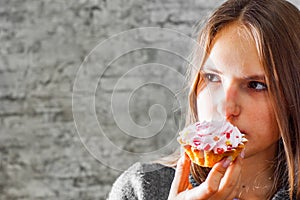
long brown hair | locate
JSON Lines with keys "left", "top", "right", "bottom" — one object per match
{"left": 187, "top": 0, "right": 300, "bottom": 198}
{"left": 159, "top": 0, "right": 300, "bottom": 198}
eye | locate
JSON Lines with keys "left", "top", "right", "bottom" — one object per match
{"left": 248, "top": 81, "right": 268, "bottom": 91}
{"left": 204, "top": 73, "right": 221, "bottom": 83}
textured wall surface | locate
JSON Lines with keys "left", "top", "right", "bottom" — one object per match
{"left": 1, "top": 0, "right": 299, "bottom": 200}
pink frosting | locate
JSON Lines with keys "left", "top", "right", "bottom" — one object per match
{"left": 178, "top": 121, "right": 247, "bottom": 154}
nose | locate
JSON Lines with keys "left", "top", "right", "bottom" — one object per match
{"left": 221, "top": 83, "right": 241, "bottom": 120}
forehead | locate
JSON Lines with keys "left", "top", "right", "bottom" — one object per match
{"left": 205, "top": 22, "right": 265, "bottom": 76}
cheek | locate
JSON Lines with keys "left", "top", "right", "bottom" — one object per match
{"left": 262, "top": 108, "right": 280, "bottom": 139}
{"left": 247, "top": 101, "right": 280, "bottom": 140}
{"left": 197, "top": 88, "right": 214, "bottom": 122}
{"left": 197, "top": 87, "right": 225, "bottom": 122}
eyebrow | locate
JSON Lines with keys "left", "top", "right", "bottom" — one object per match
{"left": 202, "top": 67, "right": 266, "bottom": 81}
{"left": 202, "top": 67, "right": 221, "bottom": 74}
{"left": 243, "top": 75, "right": 265, "bottom": 81}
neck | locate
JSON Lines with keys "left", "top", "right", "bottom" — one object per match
{"left": 238, "top": 145, "right": 277, "bottom": 199}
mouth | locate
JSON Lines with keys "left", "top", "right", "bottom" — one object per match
{"left": 240, "top": 130, "right": 247, "bottom": 135}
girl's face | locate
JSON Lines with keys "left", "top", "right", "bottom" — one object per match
{"left": 196, "top": 23, "right": 280, "bottom": 159}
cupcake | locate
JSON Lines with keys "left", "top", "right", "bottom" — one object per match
{"left": 178, "top": 120, "right": 247, "bottom": 168}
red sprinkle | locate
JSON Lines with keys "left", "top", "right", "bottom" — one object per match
{"left": 204, "top": 144, "right": 211, "bottom": 151}
{"left": 193, "top": 138, "right": 201, "bottom": 146}
{"left": 226, "top": 132, "right": 231, "bottom": 139}
{"left": 217, "top": 148, "right": 224, "bottom": 154}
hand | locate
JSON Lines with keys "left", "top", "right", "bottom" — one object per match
{"left": 168, "top": 153, "right": 243, "bottom": 200}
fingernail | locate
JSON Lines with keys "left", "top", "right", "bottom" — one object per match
{"left": 240, "top": 150, "right": 245, "bottom": 159}
{"left": 222, "top": 156, "right": 232, "bottom": 168}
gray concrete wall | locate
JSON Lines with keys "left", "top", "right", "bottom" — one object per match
{"left": 1, "top": 0, "right": 299, "bottom": 199}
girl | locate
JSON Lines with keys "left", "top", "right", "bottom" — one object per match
{"left": 108, "top": 0, "right": 300, "bottom": 199}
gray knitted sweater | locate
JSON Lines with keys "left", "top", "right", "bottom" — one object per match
{"left": 107, "top": 162, "right": 290, "bottom": 200}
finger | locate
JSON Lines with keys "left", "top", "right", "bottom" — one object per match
{"left": 177, "top": 154, "right": 192, "bottom": 192}
{"left": 205, "top": 156, "right": 233, "bottom": 192}
{"left": 169, "top": 153, "right": 191, "bottom": 196}
{"left": 218, "top": 154, "right": 243, "bottom": 199}
{"left": 211, "top": 152, "right": 244, "bottom": 200}
{"left": 184, "top": 157, "right": 232, "bottom": 199}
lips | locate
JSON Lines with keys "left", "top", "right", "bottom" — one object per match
{"left": 228, "top": 123, "right": 246, "bottom": 135}
{"left": 240, "top": 130, "right": 246, "bottom": 135}
{"left": 239, "top": 130, "right": 248, "bottom": 142}
{"left": 239, "top": 129, "right": 248, "bottom": 136}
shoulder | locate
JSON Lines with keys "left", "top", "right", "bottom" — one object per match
{"left": 107, "top": 162, "right": 175, "bottom": 200}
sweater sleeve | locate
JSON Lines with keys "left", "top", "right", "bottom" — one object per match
{"left": 107, "top": 162, "right": 175, "bottom": 200}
